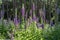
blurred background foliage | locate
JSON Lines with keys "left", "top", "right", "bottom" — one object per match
{"left": 0, "top": 0, "right": 60, "bottom": 23}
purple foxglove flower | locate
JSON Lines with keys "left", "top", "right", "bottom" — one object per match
{"left": 33, "top": 14, "right": 36, "bottom": 21}
{"left": 22, "top": 4, "right": 25, "bottom": 17}
{"left": 32, "top": 3, "right": 35, "bottom": 11}
{"left": 33, "top": 14, "right": 39, "bottom": 22}
{"left": 14, "top": 17, "right": 19, "bottom": 27}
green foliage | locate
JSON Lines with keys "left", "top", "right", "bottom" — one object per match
{"left": 0, "top": 20, "right": 60, "bottom": 40}
{"left": 14, "top": 22, "right": 43, "bottom": 40}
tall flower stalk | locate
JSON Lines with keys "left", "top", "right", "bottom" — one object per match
{"left": 1, "top": 2, "right": 4, "bottom": 20}
{"left": 32, "top": 2, "right": 35, "bottom": 11}
{"left": 21, "top": 3, "right": 25, "bottom": 23}
{"left": 43, "top": 5, "right": 46, "bottom": 24}
{"left": 33, "top": 14, "right": 38, "bottom": 22}
{"left": 20, "top": 3, "right": 25, "bottom": 29}
{"left": 1, "top": 0, "right": 5, "bottom": 28}
{"left": 22, "top": 3, "right": 25, "bottom": 18}
{"left": 14, "top": 8, "right": 19, "bottom": 27}
{"left": 32, "top": 2, "right": 37, "bottom": 22}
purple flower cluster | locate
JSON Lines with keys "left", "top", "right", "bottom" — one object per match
{"left": 14, "top": 17, "right": 19, "bottom": 27}
{"left": 33, "top": 14, "right": 38, "bottom": 22}
{"left": 32, "top": 3, "right": 35, "bottom": 11}
{"left": 22, "top": 4, "right": 25, "bottom": 17}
